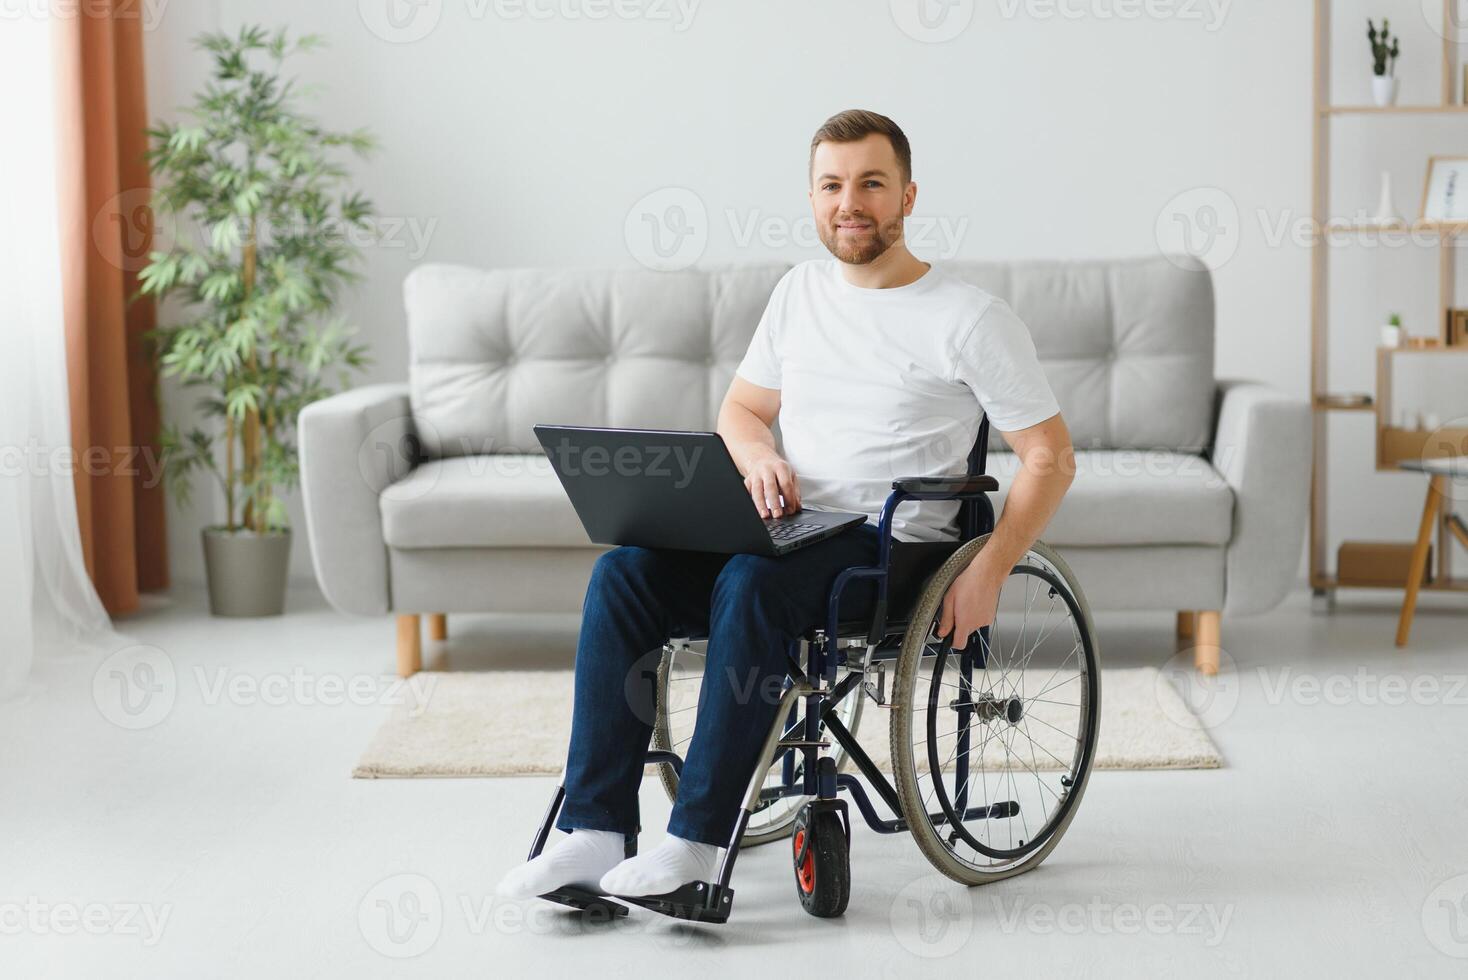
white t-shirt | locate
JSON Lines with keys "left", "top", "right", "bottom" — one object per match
{"left": 735, "top": 258, "right": 1060, "bottom": 543}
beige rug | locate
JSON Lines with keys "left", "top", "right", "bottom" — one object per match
{"left": 352, "top": 667, "right": 1221, "bottom": 778}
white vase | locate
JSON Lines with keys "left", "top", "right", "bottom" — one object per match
{"left": 1372, "top": 74, "right": 1398, "bottom": 107}
{"left": 1380, "top": 323, "right": 1402, "bottom": 347}
{"left": 1373, "top": 170, "right": 1401, "bottom": 225}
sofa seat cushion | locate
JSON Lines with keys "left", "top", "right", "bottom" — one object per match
{"left": 382, "top": 449, "right": 1234, "bottom": 551}
{"left": 381, "top": 454, "right": 591, "bottom": 549}
{"left": 984, "top": 450, "right": 1233, "bottom": 546}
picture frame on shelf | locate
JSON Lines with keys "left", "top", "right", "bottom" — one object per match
{"left": 1450, "top": 308, "right": 1468, "bottom": 347}
{"left": 1419, "top": 155, "right": 1468, "bottom": 224}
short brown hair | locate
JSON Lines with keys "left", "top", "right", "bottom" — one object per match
{"left": 808, "top": 109, "right": 912, "bottom": 185}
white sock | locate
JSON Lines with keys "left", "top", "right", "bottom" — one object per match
{"left": 495, "top": 829, "right": 626, "bottom": 899}
{"left": 599, "top": 834, "right": 717, "bottom": 897}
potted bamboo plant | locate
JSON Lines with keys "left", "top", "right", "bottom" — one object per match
{"left": 141, "top": 26, "right": 373, "bottom": 616}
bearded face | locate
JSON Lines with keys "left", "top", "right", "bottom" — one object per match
{"left": 816, "top": 211, "right": 904, "bottom": 265}
{"left": 809, "top": 132, "right": 913, "bottom": 266}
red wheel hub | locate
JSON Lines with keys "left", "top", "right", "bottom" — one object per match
{"left": 793, "top": 829, "right": 815, "bottom": 894}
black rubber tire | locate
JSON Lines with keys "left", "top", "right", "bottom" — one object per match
{"left": 791, "top": 807, "right": 850, "bottom": 918}
{"left": 889, "top": 534, "right": 1101, "bottom": 886}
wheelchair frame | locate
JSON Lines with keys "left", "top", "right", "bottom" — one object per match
{"left": 527, "top": 418, "right": 1077, "bottom": 923}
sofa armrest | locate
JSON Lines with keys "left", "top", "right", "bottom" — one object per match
{"left": 299, "top": 384, "right": 416, "bottom": 615}
{"left": 1211, "top": 380, "right": 1311, "bottom": 615}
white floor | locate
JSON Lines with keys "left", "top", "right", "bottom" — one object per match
{"left": 3, "top": 583, "right": 1466, "bottom": 978}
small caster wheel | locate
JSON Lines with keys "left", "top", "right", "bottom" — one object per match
{"left": 792, "top": 804, "right": 850, "bottom": 918}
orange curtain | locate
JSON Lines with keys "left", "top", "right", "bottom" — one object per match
{"left": 53, "top": 3, "right": 168, "bottom": 615}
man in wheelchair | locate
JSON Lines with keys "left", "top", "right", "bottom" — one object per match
{"left": 498, "top": 109, "right": 1077, "bottom": 912}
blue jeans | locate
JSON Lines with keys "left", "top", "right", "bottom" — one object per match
{"left": 555, "top": 523, "right": 882, "bottom": 847}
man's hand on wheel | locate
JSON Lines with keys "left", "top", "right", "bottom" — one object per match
{"left": 743, "top": 452, "right": 801, "bottom": 518}
{"left": 938, "top": 554, "right": 1006, "bottom": 651}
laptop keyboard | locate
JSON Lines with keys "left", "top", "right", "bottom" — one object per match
{"left": 764, "top": 519, "right": 825, "bottom": 541}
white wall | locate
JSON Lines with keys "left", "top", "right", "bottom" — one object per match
{"left": 140, "top": 0, "right": 1467, "bottom": 588}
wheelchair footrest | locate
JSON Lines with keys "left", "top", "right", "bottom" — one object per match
{"left": 613, "top": 881, "right": 735, "bottom": 924}
{"left": 538, "top": 886, "right": 630, "bottom": 919}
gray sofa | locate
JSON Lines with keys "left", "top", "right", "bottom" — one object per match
{"left": 299, "top": 255, "right": 1310, "bottom": 676}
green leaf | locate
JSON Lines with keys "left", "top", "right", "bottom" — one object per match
{"left": 199, "top": 269, "right": 240, "bottom": 303}
{"left": 210, "top": 217, "right": 241, "bottom": 252}
{"left": 170, "top": 126, "right": 207, "bottom": 153}
{"left": 225, "top": 383, "right": 262, "bottom": 421}
{"left": 138, "top": 252, "right": 179, "bottom": 294}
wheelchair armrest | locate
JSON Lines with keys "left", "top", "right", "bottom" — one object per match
{"left": 890, "top": 474, "right": 998, "bottom": 495}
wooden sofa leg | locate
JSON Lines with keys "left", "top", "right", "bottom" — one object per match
{"left": 1177, "top": 611, "right": 1196, "bottom": 642}
{"left": 1194, "top": 611, "right": 1221, "bottom": 676}
{"left": 397, "top": 614, "right": 422, "bottom": 677}
{"left": 427, "top": 613, "right": 447, "bottom": 641}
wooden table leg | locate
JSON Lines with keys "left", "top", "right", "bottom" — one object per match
{"left": 1396, "top": 475, "right": 1444, "bottom": 648}
{"left": 1177, "top": 611, "right": 1196, "bottom": 642}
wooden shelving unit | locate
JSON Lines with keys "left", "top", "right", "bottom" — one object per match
{"left": 1310, "top": 0, "right": 1468, "bottom": 596}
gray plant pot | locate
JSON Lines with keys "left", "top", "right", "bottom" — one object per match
{"left": 201, "top": 527, "right": 291, "bottom": 617}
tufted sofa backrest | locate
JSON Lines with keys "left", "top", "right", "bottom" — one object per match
{"left": 404, "top": 255, "right": 1214, "bottom": 458}
{"left": 945, "top": 255, "right": 1216, "bottom": 452}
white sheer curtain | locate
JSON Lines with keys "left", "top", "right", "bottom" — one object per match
{"left": 0, "top": 16, "right": 113, "bottom": 703}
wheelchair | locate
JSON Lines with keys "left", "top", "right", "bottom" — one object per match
{"left": 525, "top": 418, "right": 1101, "bottom": 922}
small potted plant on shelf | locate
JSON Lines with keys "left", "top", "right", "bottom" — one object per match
{"left": 1368, "top": 18, "right": 1400, "bottom": 106}
{"left": 1381, "top": 313, "right": 1404, "bottom": 348}
{"left": 140, "top": 26, "right": 374, "bottom": 617}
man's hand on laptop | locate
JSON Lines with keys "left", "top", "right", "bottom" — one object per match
{"left": 742, "top": 449, "right": 802, "bottom": 519}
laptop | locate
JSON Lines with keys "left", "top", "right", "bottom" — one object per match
{"left": 533, "top": 424, "right": 868, "bottom": 556}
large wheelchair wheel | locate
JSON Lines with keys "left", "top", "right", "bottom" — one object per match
{"left": 890, "top": 534, "right": 1100, "bottom": 885}
{"left": 653, "top": 638, "right": 866, "bottom": 847}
